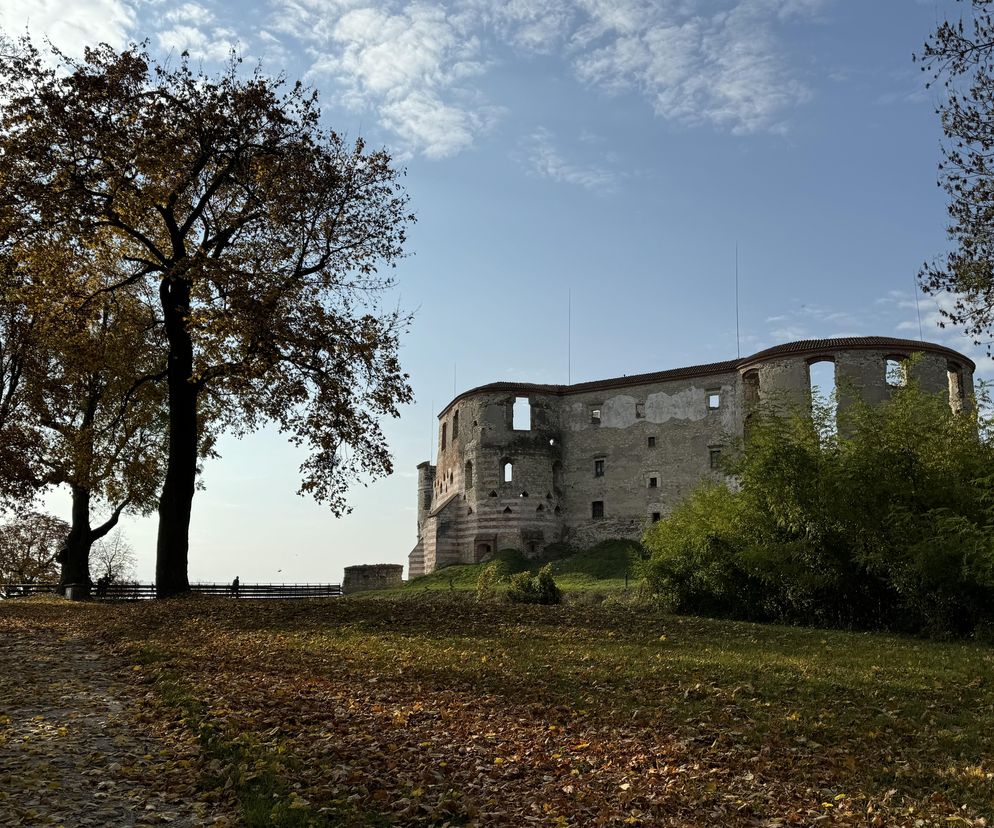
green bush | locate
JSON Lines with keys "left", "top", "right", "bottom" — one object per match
{"left": 507, "top": 564, "right": 562, "bottom": 605}
{"left": 644, "top": 378, "right": 994, "bottom": 636}
{"left": 475, "top": 563, "right": 500, "bottom": 601}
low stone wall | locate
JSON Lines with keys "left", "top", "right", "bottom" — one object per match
{"left": 343, "top": 564, "right": 404, "bottom": 594}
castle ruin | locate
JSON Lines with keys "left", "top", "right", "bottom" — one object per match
{"left": 408, "top": 336, "right": 975, "bottom": 578}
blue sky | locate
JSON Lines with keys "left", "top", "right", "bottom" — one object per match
{"left": 4, "top": 0, "right": 988, "bottom": 583}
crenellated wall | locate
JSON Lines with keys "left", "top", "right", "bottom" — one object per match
{"left": 408, "top": 337, "right": 976, "bottom": 578}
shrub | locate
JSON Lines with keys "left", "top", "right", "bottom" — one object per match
{"left": 644, "top": 380, "right": 994, "bottom": 636}
{"left": 507, "top": 564, "right": 562, "bottom": 605}
{"left": 475, "top": 564, "right": 500, "bottom": 602}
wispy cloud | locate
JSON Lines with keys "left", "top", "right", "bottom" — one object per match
{"left": 155, "top": 3, "right": 242, "bottom": 62}
{"left": 1, "top": 0, "right": 136, "bottom": 58}
{"left": 521, "top": 127, "right": 617, "bottom": 192}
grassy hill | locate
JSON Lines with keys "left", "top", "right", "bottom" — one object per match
{"left": 402, "top": 539, "right": 645, "bottom": 595}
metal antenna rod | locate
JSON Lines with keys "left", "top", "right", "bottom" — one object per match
{"left": 913, "top": 272, "right": 925, "bottom": 342}
{"left": 735, "top": 242, "right": 742, "bottom": 359}
{"left": 568, "top": 287, "right": 572, "bottom": 385}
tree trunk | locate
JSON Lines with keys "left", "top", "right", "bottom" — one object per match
{"left": 59, "top": 484, "right": 93, "bottom": 591}
{"left": 156, "top": 275, "right": 197, "bottom": 597}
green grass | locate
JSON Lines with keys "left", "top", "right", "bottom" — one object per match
{"left": 399, "top": 540, "right": 645, "bottom": 596}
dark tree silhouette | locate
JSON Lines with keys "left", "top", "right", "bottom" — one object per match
{"left": 0, "top": 38, "right": 414, "bottom": 595}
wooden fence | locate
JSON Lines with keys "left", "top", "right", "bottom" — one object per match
{"left": 1, "top": 582, "right": 342, "bottom": 601}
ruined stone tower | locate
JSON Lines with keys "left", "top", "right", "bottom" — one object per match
{"left": 408, "top": 336, "right": 975, "bottom": 578}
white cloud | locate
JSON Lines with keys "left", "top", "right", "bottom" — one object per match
{"left": 573, "top": 0, "right": 820, "bottom": 133}
{"left": 1, "top": 0, "right": 135, "bottom": 57}
{"left": 155, "top": 4, "right": 241, "bottom": 62}
{"left": 522, "top": 127, "right": 617, "bottom": 191}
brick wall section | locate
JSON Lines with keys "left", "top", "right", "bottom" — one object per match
{"left": 408, "top": 337, "right": 975, "bottom": 578}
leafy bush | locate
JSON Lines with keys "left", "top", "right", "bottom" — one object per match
{"left": 507, "top": 564, "right": 562, "bottom": 605}
{"left": 475, "top": 564, "right": 500, "bottom": 601}
{"left": 644, "top": 379, "right": 994, "bottom": 636}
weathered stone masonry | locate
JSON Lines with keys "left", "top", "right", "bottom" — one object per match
{"left": 408, "top": 337, "right": 975, "bottom": 578}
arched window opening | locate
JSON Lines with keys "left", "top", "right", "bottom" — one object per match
{"left": 488, "top": 490, "right": 498, "bottom": 497}
{"left": 465, "top": 460, "right": 473, "bottom": 489}
{"left": 453, "top": 410, "right": 459, "bottom": 439}
{"left": 502, "top": 506, "right": 512, "bottom": 514}
{"left": 501, "top": 460, "right": 513, "bottom": 483}
{"left": 440, "top": 422, "right": 447, "bottom": 451}
{"left": 520, "top": 490, "right": 529, "bottom": 498}
{"left": 512, "top": 397, "right": 531, "bottom": 430}
{"left": 885, "top": 357, "right": 907, "bottom": 388}
{"left": 808, "top": 358, "right": 837, "bottom": 436}
{"left": 948, "top": 361, "right": 966, "bottom": 410}
{"left": 536, "top": 504, "right": 545, "bottom": 512}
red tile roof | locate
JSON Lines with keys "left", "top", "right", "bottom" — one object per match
{"left": 438, "top": 336, "right": 974, "bottom": 417}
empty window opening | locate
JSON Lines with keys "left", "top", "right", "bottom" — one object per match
{"left": 467, "top": 507, "right": 473, "bottom": 515}
{"left": 520, "top": 491, "right": 529, "bottom": 498}
{"left": 647, "top": 435, "right": 656, "bottom": 448}
{"left": 591, "top": 501, "right": 604, "bottom": 519}
{"left": 554, "top": 505, "right": 562, "bottom": 515}
{"left": 488, "top": 490, "right": 498, "bottom": 498}
{"left": 536, "top": 504, "right": 545, "bottom": 512}
{"left": 707, "top": 390, "right": 721, "bottom": 410}
{"left": 546, "top": 492, "right": 553, "bottom": 499}
{"left": 809, "top": 359, "right": 838, "bottom": 436}
{"left": 502, "top": 460, "right": 513, "bottom": 483}
{"left": 590, "top": 407, "right": 601, "bottom": 425}
{"left": 512, "top": 397, "right": 531, "bottom": 430}
{"left": 651, "top": 512, "right": 661, "bottom": 523}
{"left": 635, "top": 402, "right": 645, "bottom": 419}
{"left": 709, "top": 447, "right": 722, "bottom": 470}
{"left": 885, "top": 357, "right": 907, "bottom": 388}
{"left": 440, "top": 422, "right": 447, "bottom": 451}
{"left": 453, "top": 410, "right": 459, "bottom": 439}
{"left": 503, "top": 506, "right": 512, "bottom": 514}
{"left": 648, "top": 476, "right": 658, "bottom": 488}
{"left": 594, "top": 459, "right": 605, "bottom": 477}
{"left": 948, "top": 362, "right": 966, "bottom": 407}
{"left": 528, "top": 542, "right": 539, "bottom": 555}
{"left": 465, "top": 460, "right": 473, "bottom": 489}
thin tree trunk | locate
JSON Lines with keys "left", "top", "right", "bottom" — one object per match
{"left": 59, "top": 484, "right": 93, "bottom": 591}
{"left": 156, "top": 275, "right": 197, "bottom": 597}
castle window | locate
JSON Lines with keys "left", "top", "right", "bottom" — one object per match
{"left": 647, "top": 436, "right": 656, "bottom": 448}
{"left": 590, "top": 407, "right": 601, "bottom": 425}
{"left": 502, "top": 460, "right": 513, "bottom": 483}
{"left": 594, "top": 458, "right": 605, "bottom": 477}
{"left": 635, "top": 402, "right": 645, "bottom": 418}
{"left": 948, "top": 361, "right": 966, "bottom": 408}
{"left": 489, "top": 490, "right": 498, "bottom": 497}
{"left": 536, "top": 504, "right": 545, "bottom": 512}
{"left": 503, "top": 506, "right": 512, "bottom": 514}
{"left": 441, "top": 422, "right": 447, "bottom": 451}
{"left": 648, "top": 476, "right": 658, "bottom": 488}
{"left": 709, "top": 447, "right": 722, "bottom": 469}
{"left": 513, "top": 397, "right": 531, "bottom": 430}
{"left": 707, "top": 390, "right": 721, "bottom": 410}
{"left": 886, "top": 357, "right": 907, "bottom": 388}
{"left": 465, "top": 460, "right": 473, "bottom": 489}
{"left": 467, "top": 507, "right": 473, "bottom": 515}
{"left": 554, "top": 505, "right": 562, "bottom": 515}
{"left": 520, "top": 491, "right": 529, "bottom": 498}
{"left": 453, "top": 410, "right": 459, "bottom": 439}
{"left": 652, "top": 512, "right": 661, "bottom": 523}
{"left": 591, "top": 501, "right": 604, "bottom": 519}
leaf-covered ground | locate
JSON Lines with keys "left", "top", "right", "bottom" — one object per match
{"left": 1, "top": 595, "right": 992, "bottom": 826}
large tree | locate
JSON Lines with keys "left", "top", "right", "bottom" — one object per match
{"left": 0, "top": 511, "right": 69, "bottom": 593}
{"left": 0, "top": 246, "right": 168, "bottom": 589}
{"left": 0, "top": 39, "right": 414, "bottom": 595}
{"left": 919, "top": 0, "right": 994, "bottom": 349}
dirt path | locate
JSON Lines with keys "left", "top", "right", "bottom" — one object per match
{"left": 0, "top": 618, "right": 231, "bottom": 827}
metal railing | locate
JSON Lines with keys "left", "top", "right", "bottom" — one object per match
{"left": 1, "top": 582, "right": 343, "bottom": 601}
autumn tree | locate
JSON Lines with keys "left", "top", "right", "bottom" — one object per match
{"left": 919, "top": 0, "right": 994, "bottom": 349}
{"left": 0, "top": 511, "right": 68, "bottom": 592}
{"left": 90, "top": 528, "right": 137, "bottom": 584}
{"left": 0, "top": 39, "right": 413, "bottom": 596}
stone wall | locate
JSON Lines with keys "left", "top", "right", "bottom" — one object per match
{"left": 409, "top": 337, "right": 975, "bottom": 577}
{"left": 343, "top": 564, "right": 404, "bottom": 594}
